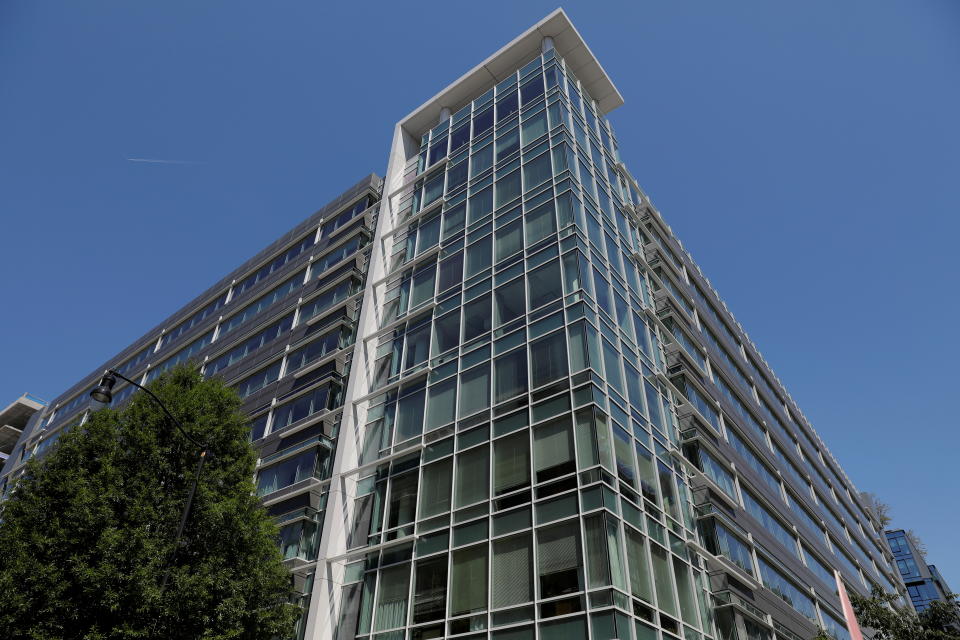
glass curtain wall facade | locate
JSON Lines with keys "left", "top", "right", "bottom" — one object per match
{"left": 321, "top": 11, "right": 904, "bottom": 640}
{"left": 0, "top": 11, "right": 908, "bottom": 640}
{"left": 0, "top": 174, "right": 383, "bottom": 639}
{"left": 330, "top": 47, "right": 706, "bottom": 640}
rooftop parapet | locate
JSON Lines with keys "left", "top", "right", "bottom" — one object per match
{"left": 399, "top": 8, "right": 623, "bottom": 139}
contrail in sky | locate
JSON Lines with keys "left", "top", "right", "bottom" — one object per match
{"left": 126, "top": 157, "right": 204, "bottom": 165}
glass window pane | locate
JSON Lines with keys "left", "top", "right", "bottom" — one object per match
{"left": 635, "top": 442, "right": 659, "bottom": 504}
{"left": 650, "top": 545, "right": 677, "bottom": 616}
{"left": 425, "top": 377, "right": 456, "bottom": 431}
{"left": 527, "top": 259, "right": 562, "bottom": 310}
{"left": 494, "top": 430, "right": 530, "bottom": 495}
{"left": 522, "top": 152, "right": 551, "bottom": 192}
{"left": 496, "top": 127, "right": 520, "bottom": 161}
{"left": 447, "top": 158, "right": 468, "bottom": 194}
{"left": 583, "top": 514, "right": 626, "bottom": 593}
{"left": 494, "top": 276, "right": 526, "bottom": 326}
{"left": 462, "top": 293, "right": 492, "bottom": 341}
{"left": 419, "top": 458, "right": 452, "bottom": 519}
{"left": 374, "top": 563, "right": 410, "bottom": 630}
{"left": 447, "top": 156, "right": 470, "bottom": 192}
{"left": 525, "top": 201, "right": 556, "bottom": 246}
{"left": 541, "top": 617, "right": 586, "bottom": 640}
{"left": 474, "top": 105, "right": 493, "bottom": 137}
{"left": 495, "top": 348, "right": 528, "bottom": 403}
{"left": 625, "top": 528, "right": 654, "bottom": 602}
{"left": 272, "top": 384, "right": 333, "bottom": 431}
{"left": 455, "top": 444, "right": 489, "bottom": 507}
{"left": 520, "top": 75, "right": 545, "bottom": 106}
{"left": 644, "top": 380, "right": 664, "bottom": 432}
{"left": 538, "top": 521, "right": 582, "bottom": 598}
{"left": 492, "top": 533, "right": 533, "bottom": 608}
{"left": 451, "top": 545, "right": 488, "bottom": 616}
{"left": 423, "top": 171, "right": 444, "bottom": 208}
{"left": 417, "top": 217, "right": 441, "bottom": 255}
{"left": 533, "top": 415, "right": 574, "bottom": 482}
{"left": 356, "top": 573, "right": 376, "bottom": 635}
{"left": 567, "top": 321, "right": 589, "bottom": 372}
{"left": 450, "top": 122, "right": 470, "bottom": 154}
{"left": 432, "top": 310, "right": 460, "bottom": 357}
{"left": 413, "top": 556, "right": 448, "bottom": 623}
{"left": 471, "top": 144, "right": 493, "bottom": 177}
{"left": 403, "top": 324, "right": 430, "bottom": 370}
{"left": 437, "top": 251, "right": 463, "bottom": 293}
{"left": 443, "top": 203, "right": 466, "bottom": 239}
{"left": 593, "top": 267, "right": 612, "bottom": 317}
{"left": 395, "top": 389, "right": 425, "bottom": 442}
{"left": 521, "top": 109, "right": 547, "bottom": 145}
{"left": 530, "top": 330, "right": 568, "bottom": 389}
{"left": 469, "top": 187, "right": 493, "bottom": 225}
{"left": 495, "top": 219, "right": 523, "bottom": 261}
{"left": 387, "top": 471, "right": 418, "bottom": 529}
{"left": 465, "top": 235, "right": 492, "bottom": 278}
{"left": 673, "top": 557, "right": 699, "bottom": 627}
{"left": 256, "top": 448, "right": 319, "bottom": 495}
{"left": 657, "top": 461, "right": 680, "bottom": 521}
{"left": 458, "top": 364, "right": 490, "bottom": 418}
{"left": 496, "top": 170, "right": 521, "bottom": 208}
{"left": 605, "top": 517, "right": 627, "bottom": 592}
{"left": 602, "top": 339, "right": 624, "bottom": 396}
{"left": 337, "top": 581, "right": 364, "bottom": 640}
{"left": 612, "top": 426, "right": 636, "bottom": 488}
{"left": 496, "top": 92, "right": 518, "bottom": 123}
{"left": 428, "top": 138, "right": 447, "bottom": 166}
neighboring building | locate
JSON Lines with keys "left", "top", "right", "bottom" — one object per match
{"left": 0, "top": 9, "right": 907, "bottom": 640}
{"left": 0, "top": 393, "right": 46, "bottom": 462}
{"left": 886, "top": 529, "right": 956, "bottom": 614}
{"left": 0, "top": 173, "right": 382, "bottom": 639}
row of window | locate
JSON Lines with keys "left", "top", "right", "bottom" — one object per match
{"left": 338, "top": 501, "right": 708, "bottom": 640}
{"left": 33, "top": 196, "right": 373, "bottom": 431}
{"left": 702, "top": 512, "right": 853, "bottom": 640}
{"left": 653, "top": 235, "right": 890, "bottom": 574}
{"left": 655, "top": 224, "right": 885, "bottom": 555}
{"left": 420, "top": 51, "right": 620, "bottom": 180}
{"left": 690, "top": 423, "right": 887, "bottom": 595}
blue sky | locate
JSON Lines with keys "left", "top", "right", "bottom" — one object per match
{"left": 2, "top": 1, "right": 958, "bottom": 585}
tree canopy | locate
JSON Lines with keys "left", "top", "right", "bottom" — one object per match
{"left": 850, "top": 587, "right": 960, "bottom": 640}
{"left": 0, "top": 366, "right": 297, "bottom": 639}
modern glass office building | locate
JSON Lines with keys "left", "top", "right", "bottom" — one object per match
{"left": 885, "top": 529, "right": 956, "bottom": 618}
{"left": 1, "top": 9, "right": 906, "bottom": 640}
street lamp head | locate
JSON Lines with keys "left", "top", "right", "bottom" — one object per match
{"left": 90, "top": 371, "right": 117, "bottom": 404}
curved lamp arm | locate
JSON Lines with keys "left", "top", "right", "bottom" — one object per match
{"left": 91, "top": 368, "right": 211, "bottom": 594}
{"left": 94, "top": 369, "right": 206, "bottom": 451}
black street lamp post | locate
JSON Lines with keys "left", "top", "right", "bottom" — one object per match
{"left": 90, "top": 369, "right": 211, "bottom": 591}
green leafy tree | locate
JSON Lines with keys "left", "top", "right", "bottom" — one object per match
{"left": 811, "top": 629, "right": 834, "bottom": 640}
{"left": 849, "top": 586, "right": 960, "bottom": 640}
{"left": 0, "top": 366, "right": 297, "bottom": 639}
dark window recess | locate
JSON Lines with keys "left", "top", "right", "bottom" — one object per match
{"left": 234, "top": 233, "right": 315, "bottom": 300}
{"left": 319, "top": 196, "right": 371, "bottom": 239}
{"left": 290, "top": 363, "right": 340, "bottom": 395}
{"left": 473, "top": 106, "right": 494, "bottom": 137}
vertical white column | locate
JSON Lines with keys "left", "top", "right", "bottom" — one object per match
{"left": 304, "top": 125, "right": 419, "bottom": 640}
